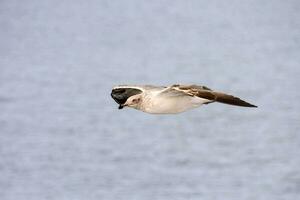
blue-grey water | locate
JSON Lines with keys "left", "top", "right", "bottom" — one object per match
{"left": 1, "top": 0, "right": 300, "bottom": 200}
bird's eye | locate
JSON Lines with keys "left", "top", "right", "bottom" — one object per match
{"left": 132, "top": 98, "right": 140, "bottom": 103}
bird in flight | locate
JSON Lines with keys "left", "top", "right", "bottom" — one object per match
{"left": 111, "top": 84, "right": 257, "bottom": 114}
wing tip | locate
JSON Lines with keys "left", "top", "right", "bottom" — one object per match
{"left": 234, "top": 99, "right": 257, "bottom": 108}
{"left": 246, "top": 103, "right": 258, "bottom": 108}
{"left": 237, "top": 100, "right": 258, "bottom": 108}
{"left": 214, "top": 93, "right": 258, "bottom": 108}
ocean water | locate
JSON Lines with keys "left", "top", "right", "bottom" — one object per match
{"left": 0, "top": 0, "right": 300, "bottom": 200}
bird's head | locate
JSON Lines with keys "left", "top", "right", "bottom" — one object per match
{"left": 121, "top": 94, "right": 142, "bottom": 109}
{"left": 111, "top": 86, "right": 143, "bottom": 110}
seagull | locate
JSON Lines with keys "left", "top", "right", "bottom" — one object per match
{"left": 111, "top": 84, "right": 257, "bottom": 114}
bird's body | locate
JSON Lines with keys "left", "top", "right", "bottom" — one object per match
{"left": 139, "top": 87, "right": 211, "bottom": 114}
{"left": 111, "top": 84, "right": 257, "bottom": 114}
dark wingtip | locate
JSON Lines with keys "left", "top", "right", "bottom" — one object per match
{"left": 233, "top": 99, "right": 257, "bottom": 108}
{"left": 241, "top": 101, "right": 257, "bottom": 108}
{"left": 239, "top": 101, "right": 258, "bottom": 108}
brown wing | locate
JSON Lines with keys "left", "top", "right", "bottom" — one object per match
{"left": 172, "top": 84, "right": 257, "bottom": 107}
{"left": 199, "top": 91, "right": 257, "bottom": 107}
{"left": 175, "top": 84, "right": 212, "bottom": 91}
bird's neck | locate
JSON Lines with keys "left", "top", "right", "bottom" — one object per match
{"left": 138, "top": 91, "right": 160, "bottom": 113}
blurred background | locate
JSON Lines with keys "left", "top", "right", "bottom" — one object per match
{"left": 0, "top": 0, "right": 299, "bottom": 199}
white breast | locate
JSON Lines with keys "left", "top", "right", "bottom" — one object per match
{"left": 142, "top": 95, "right": 210, "bottom": 114}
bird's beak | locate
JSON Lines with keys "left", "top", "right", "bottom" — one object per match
{"left": 119, "top": 102, "right": 130, "bottom": 109}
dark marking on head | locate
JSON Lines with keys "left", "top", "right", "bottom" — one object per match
{"left": 111, "top": 87, "right": 143, "bottom": 105}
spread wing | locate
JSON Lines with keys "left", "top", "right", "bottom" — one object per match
{"left": 161, "top": 84, "right": 257, "bottom": 107}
